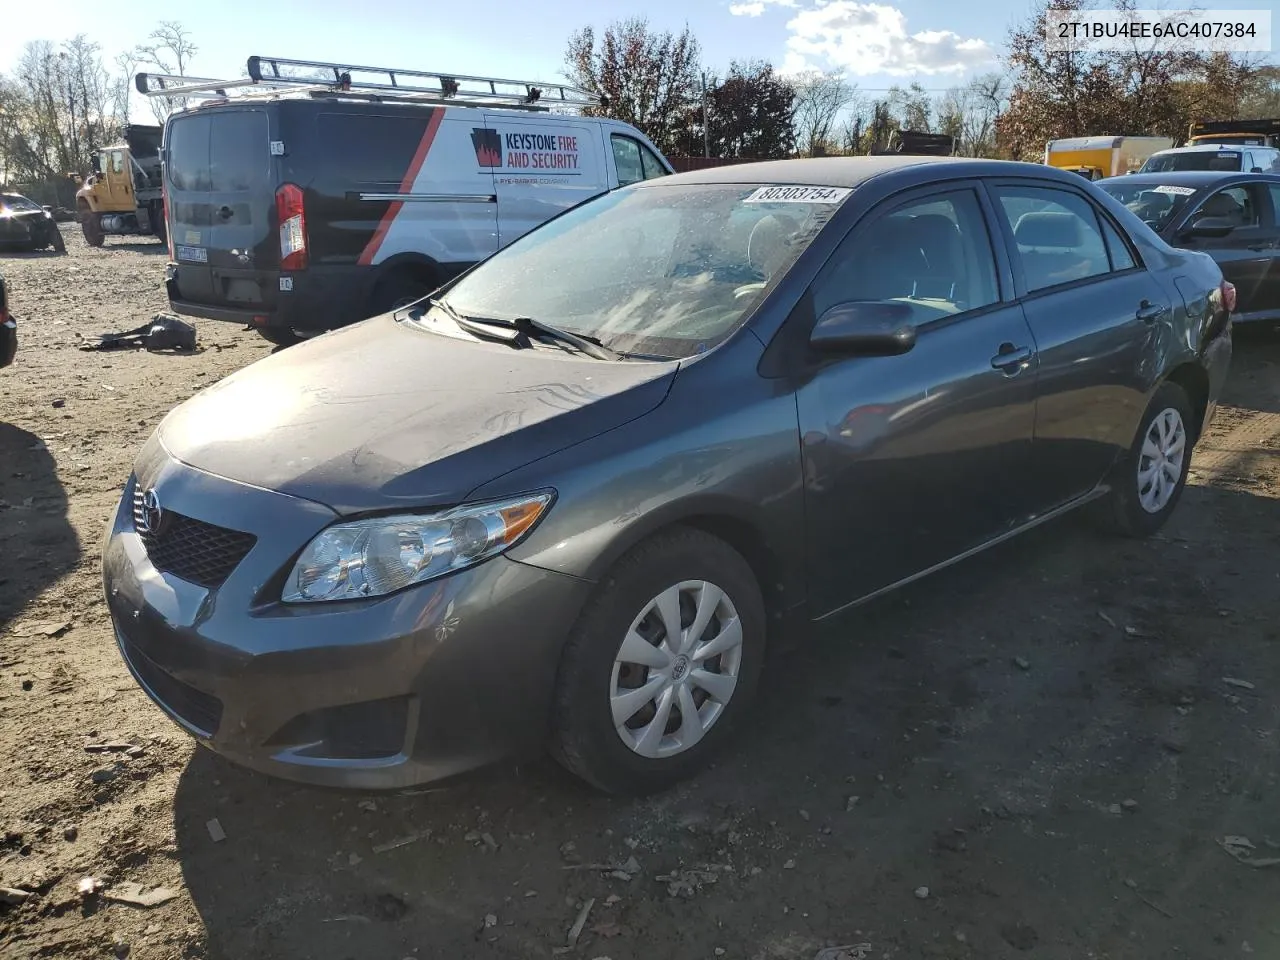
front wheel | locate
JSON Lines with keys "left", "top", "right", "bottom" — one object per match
{"left": 80, "top": 211, "right": 104, "bottom": 247}
{"left": 550, "top": 527, "right": 767, "bottom": 796}
{"left": 1100, "top": 381, "right": 1194, "bottom": 538}
{"left": 48, "top": 227, "right": 66, "bottom": 253}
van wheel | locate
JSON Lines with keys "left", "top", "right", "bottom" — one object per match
{"left": 80, "top": 212, "right": 104, "bottom": 247}
{"left": 371, "top": 269, "right": 436, "bottom": 316}
{"left": 550, "top": 528, "right": 767, "bottom": 796}
{"left": 257, "top": 326, "right": 301, "bottom": 347}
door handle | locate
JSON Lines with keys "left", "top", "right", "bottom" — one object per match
{"left": 1247, "top": 244, "right": 1269, "bottom": 251}
{"left": 990, "top": 343, "right": 1033, "bottom": 372}
{"left": 1136, "top": 299, "right": 1168, "bottom": 323}
{"left": 217, "top": 205, "right": 233, "bottom": 220}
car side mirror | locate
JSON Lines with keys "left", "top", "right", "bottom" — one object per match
{"left": 1181, "top": 216, "right": 1236, "bottom": 239}
{"left": 809, "top": 301, "right": 917, "bottom": 356}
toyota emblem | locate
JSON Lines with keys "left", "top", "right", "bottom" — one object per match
{"left": 138, "top": 488, "right": 164, "bottom": 534}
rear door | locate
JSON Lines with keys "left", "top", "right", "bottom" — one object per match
{"left": 165, "top": 108, "right": 277, "bottom": 311}
{"left": 487, "top": 113, "right": 608, "bottom": 248}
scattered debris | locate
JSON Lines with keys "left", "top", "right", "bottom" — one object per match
{"left": 1222, "top": 678, "right": 1256, "bottom": 691}
{"left": 799, "top": 809, "right": 811, "bottom": 821}
{"left": 845, "top": 795, "right": 860, "bottom": 811}
{"left": 63, "top": 826, "right": 78, "bottom": 842}
{"left": 1098, "top": 611, "right": 1117, "bottom": 628}
{"left": 484, "top": 913, "right": 498, "bottom": 929}
{"left": 559, "top": 840, "right": 580, "bottom": 863}
{"left": 1221, "top": 836, "right": 1280, "bottom": 868}
{"left": 373, "top": 832, "right": 428, "bottom": 854}
{"left": 1122, "top": 799, "right": 1139, "bottom": 813}
{"left": 84, "top": 742, "right": 135, "bottom": 754}
{"left": 0, "top": 887, "right": 32, "bottom": 906}
{"left": 567, "top": 898, "right": 595, "bottom": 948}
{"left": 90, "top": 765, "right": 120, "bottom": 784}
{"left": 481, "top": 832, "right": 499, "bottom": 852}
{"left": 1108, "top": 804, "right": 1123, "bottom": 816}
{"left": 52, "top": 399, "right": 65, "bottom": 409}
{"left": 357, "top": 800, "right": 378, "bottom": 812}
{"left": 1123, "top": 881, "right": 1174, "bottom": 919}
{"left": 206, "top": 819, "right": 226, "bottom": 843}
{"left": 604, "top": 894, "right": 621, "bottom": 906}
{"left": 1124, "top": 625, "right": 1154, "bottom": 639}
{"left": 914, "top": 886, "right": 930, "bottom": 900}
{"left": 1013, "top": 657, "right": 1031, "bottom": 671}
{"left": 783, "top": 860, "right": 796, "bottom": 870}
{"left": 656, "top": 867, "right": 721, "bottom": 898}
{"left": 103, "top": 882, "right": 179, "bottom": 908}
{"left": 524, "top": 890, "right": 538, "bottom": 899}
{"left": 565, "top": 855, "right": 641, "bottom": 881}
{"left": 77, "top": 877, "right": 101, "bottom": 898}
{"left": 348, "top": 853, "right": 362, "bottom": 867}
{"left": 813, "top": 946, "right": 873, "bottom": 960}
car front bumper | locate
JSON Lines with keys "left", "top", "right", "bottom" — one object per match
{"left": 102, "top": 441, "right": 593, "bottom": 789}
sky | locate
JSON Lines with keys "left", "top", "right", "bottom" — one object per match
{"left": 4, "top": 0, "right": 1277, "bottom": 119}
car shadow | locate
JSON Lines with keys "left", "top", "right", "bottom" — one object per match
{"left": 170, "top": 462, "right": 1280, "bottom": 959}
{"left": 0, "top": 423, "right": 80, "bottom": 635}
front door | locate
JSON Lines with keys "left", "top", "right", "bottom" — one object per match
{"left": 1173, "top": 181, "right": 1277, "bottom": 323}
{"left": 795, "top": 184, "right": 1041, "bottom": 615}
{"left": 100, "top": 149, "right": 134, "bottom": 211}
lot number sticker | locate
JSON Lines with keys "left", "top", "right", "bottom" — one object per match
{"left": 744, "top": 185, "right": 851, "bottom": 204}
{"left": 1151, "top": 185, "right": 1197, "bottom": 196}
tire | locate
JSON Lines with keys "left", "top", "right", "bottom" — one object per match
{"left": 48, "top": 227, "right": 66, "bottom": 254}
{"left": 550, "top": 527, "right": 767, "bottom": 796}
{"left": 80, "top": 212, "right": 104, "bottom": 247}
{"left": 152, "top": 206, "right": 167, "bottom": 246}
{"left": 257, "top": 326, "right": 302, "bottom": 347}
{"left": 1100, "top": 381, "right": 1195, "bottom": 538}
{"left": 370, "top": 269, "right": 436, "bottom": 316}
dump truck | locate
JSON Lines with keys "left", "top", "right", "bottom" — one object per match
{"left": 1186, "top": 118, "right": 1280, "bottom": 149}
{"left": 74, "top": 124, "right": 166, "bottom": 246}
{"left": 1043, "top": 136, "right": 1174, "bottom": 180}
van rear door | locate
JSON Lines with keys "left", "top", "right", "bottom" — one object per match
{"left": 165, "top": 108, "right": 278, "bottom": 314}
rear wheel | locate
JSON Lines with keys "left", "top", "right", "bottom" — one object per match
{"left": 550, "top": 528, "right": 767, "bottom": 796}
{"left": 80, "top": 210, "right": 104, "bottom": 247}
{"left": 151, "top": 204, "right": 167, "bottom": 246}
{"left": 1100, "top": 381, "right": 1194, "bottom": 538}
{"left": 48, "top": 226, "right": 66, "bottom": 253}
{"left": 370, "top": 268, "right": 437, "bottom": 316}
{"left": 256, "top": 326, "right": 301, "bottom": 347}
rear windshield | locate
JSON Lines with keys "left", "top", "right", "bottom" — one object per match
{"left": 1096, "top": 182, "right": 1198, "bottom": 232}
{"left": 166, "top": 110, "right": 270, "bottom": 192}
{"left": 1140, "top": 151, "right": 1241, "bottom": 173}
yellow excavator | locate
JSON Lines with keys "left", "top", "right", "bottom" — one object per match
{"left": 73, "top": 124, "right": 166, "bottom": 246}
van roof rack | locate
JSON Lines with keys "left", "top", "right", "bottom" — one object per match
{"left": 136, "top": 57, "right": 605, "bottom": 113}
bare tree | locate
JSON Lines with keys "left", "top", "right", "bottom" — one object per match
{"left": 935, "top": 73, "right": 1008, "bottom": 157}
{"left": 133, "top": 21, "right": 198, "bottom": 123}
{"left": 791, "top": 71, "right": 854, "bottom": 156}
{"left": 565, "top": 18, "right": 701, "bottom": 155}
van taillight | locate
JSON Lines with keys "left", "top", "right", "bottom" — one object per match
{"left": 276, "top": 183, "right": 308, "bottom": 271}
{"left": 1221, "top": 280, "right": 1237, "bottom": 314}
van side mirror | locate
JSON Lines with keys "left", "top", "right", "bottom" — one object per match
{"left": 809, "top": 301, "right": 917, "bottom": 356}
{"left": 1180, "top": 216, "right": 1236, "bottom": 239}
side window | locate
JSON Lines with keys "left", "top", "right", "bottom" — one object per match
{"left": 110, "top": 151, "right": 125, "bottom": 175}
{"left": 812, "top": 189, "right": 1000, "bottom": 326}
{"left": 993, "top": 185, "right": 1112, "bottom": 293}
{"left": 1269, "top": 184, "right": 1280, "bottom": 224}
{"left": 1243, "top": 152, "right": 1255, "bottom": 171}
{"left": 1099, "top": 215, "right": 1137, "bottom": 270}
{"left": 1192, "top": 185, "right": 1261, "bottom": 228}
{"left": 611, "top": 135, "right": 644, "bottom": 186}
{"left": 165, "top": 114, "right": 211, "bottom": 192}
{"left": 639, "top": 143, "right": 668, "bottom": 180}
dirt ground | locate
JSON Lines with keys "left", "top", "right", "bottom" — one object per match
{"left": 1, "top": 225, "right": 1279, "bottom": 960}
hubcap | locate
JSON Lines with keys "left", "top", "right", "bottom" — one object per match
{"left": 609, "top": 580, "right": 744, "bottom": 759}
{"left": 1137, "top": 407, "right": 1186, "bottom": 514}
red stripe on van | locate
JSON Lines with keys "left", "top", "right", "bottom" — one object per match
{"left": 356, "top": 108, "right": 446, "bottom": 267}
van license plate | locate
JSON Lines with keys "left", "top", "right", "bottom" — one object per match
{"left": 177, "top": 245, "right": 207, "bottom": 263}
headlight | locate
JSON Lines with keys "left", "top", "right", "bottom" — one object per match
{"left": 282, "top": 491, "right": 554, "bottom": 603}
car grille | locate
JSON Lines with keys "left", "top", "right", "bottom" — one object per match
{"left": 132, "top": 488, "right": 256, "bottom": 589}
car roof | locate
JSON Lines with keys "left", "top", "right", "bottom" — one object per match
{"left": 633, "top": 155, "right": 1076, "bottom": 189}
{"left": 1104, "top": 170, "right": 1280, "bottom": 186}
{"left": 1150, "top": 143, "right": 1263, "bottom": 155}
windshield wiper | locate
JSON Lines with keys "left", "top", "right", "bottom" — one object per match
{"left": 425, "top": 297, "right": 525, "bottom": 348}
{"left": 426, "top": 299, "right": 620, "bottom": 360}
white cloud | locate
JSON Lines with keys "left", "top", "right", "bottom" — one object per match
{"left": 729, "top": 0, "right": 798, "bottom": 16}
{"left": 776, "top": 1, "right": 997, "bottom": 77}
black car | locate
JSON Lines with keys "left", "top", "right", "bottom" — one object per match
{"left": 0, "top": 193, "right": 66, "bottom": 253}
{"left": 1, "top": 271, "right": 15, "bottom": 369}
{"left": 1097, "top": 171, "right": 1280, "bottom": 325}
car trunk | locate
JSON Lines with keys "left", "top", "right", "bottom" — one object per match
{"left": 164, "top": 106, "right": 280, "bottom": 313}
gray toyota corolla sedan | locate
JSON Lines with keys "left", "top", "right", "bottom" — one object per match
{"left": 103, "top": 157, "right": 1234, "bottom": 796}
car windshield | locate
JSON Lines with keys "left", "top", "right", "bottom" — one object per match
{"left": 433, "top": 182, "right": 847, "bottom": 359}
{"left": 1141, "top": 151, "right": 1241, "bottom": 172}
{"left": 1096, "top": 182, "right": 1199, "bottom": 231}
{"left": 0, "top": 194, "right": 41, "bottom": 214}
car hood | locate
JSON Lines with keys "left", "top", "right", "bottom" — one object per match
{"left": 157, "top": 314, "right": 679, "bottom": 514}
